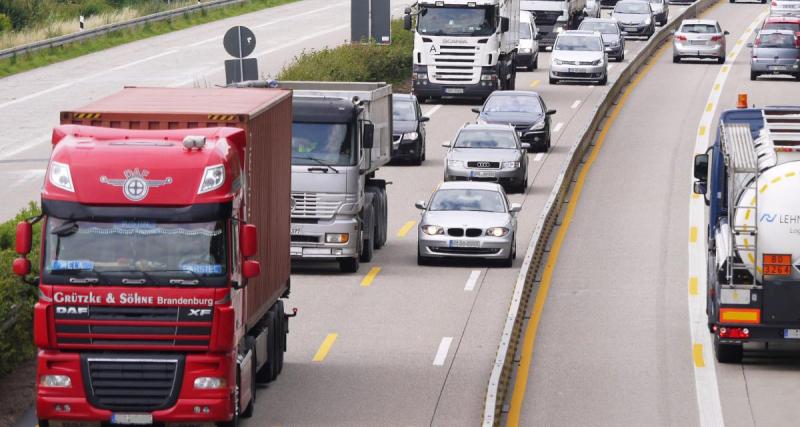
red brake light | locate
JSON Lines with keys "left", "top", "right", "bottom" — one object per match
{"left": 772, "top": 0, "right": 778, "bottom": 5}
{"left": 676, "top": 34, "right": 687, "bottom": 41}
{"left": 719, "top": 327, "right": 750, "bottom": 339}
{"left": 711, "top": 35, "right": 723, "bottom": 42}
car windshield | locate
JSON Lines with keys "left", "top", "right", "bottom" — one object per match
{"left": 484, "top": 95, "right": 543, "bottom": 114}
{"left": 292, "top": 123, "right": 355, "bottom": 166}
{"left": 519, "top": 23, "right": 532, "bottom": 38}
{"left": 614, "top": 2, "right": 650, "bottom": 13}
{"left": 554, "top": 35, "right": 603, "bottom": 51}
{"left": 393, "top": 100, "right": 417, "bottom": 121}
{"left": 454, "top": 129, "right": 518, "bottom": 149}
{"left": 429, "top": 189, "right": 506, "bottom": 212}
{"left": 579, "top": 21, "right": 619, "bottom": 34}
{"left": 757, "top": 33, "right": 796, "bottom": 48}
{"left": 680, "top": 24, "right": 719, "bottom": 33}
{"left": 764, "top": 23, "right": 800, "bottom": 32}
{"left": 44, "top": 218, "right": 227, "bottom": 282}
{"left": 417, "top": 6, "right": 497, "bottom": 36}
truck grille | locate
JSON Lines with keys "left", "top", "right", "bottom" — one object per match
{"left": 54, "top": 306, "right": 212, "bottom": 351}
{"left": 83, "top": 355, "right": 183, "bottom": 412}
{"left": 431, "top": 45, "right": 478, "bottom": 84}
{"left": 291, "top": 192, "right": 347, "bottom": 220}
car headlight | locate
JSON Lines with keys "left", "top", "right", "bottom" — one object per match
{"left": 486, "top": 227, "right": 510, "bottom": 237}
{"left": 198, "top": 164, "right": 225, "bottom": 194}
{"left": 194, "top": 377, "right": 226, "bottom": 390}
{"left": 519, "top": 47, "right": 532, "bottom": 53}
{"left": 645, "top": 17, "right": 652, "bottom": 25}
{"left": 591, "top": 59, "right": 602, "bottom": 66}
{"left": 40, "top": 375, "right": 71, "bottom": 388}
{"left": 422, "top": 225, "right": 444, "bottom": 235}
{"left": 49, "top": 161, "right": 75, "bottom": 193}
{"left": 403, "top": 132, "right": 419, "bottom": 141}
{"left": 447, "top": 159, "right": 465, "bottom": 168}
{"left": 502, "top": 161, "right": 521, "bottom": 168}
{"left": 530, "top": 121, "right": 546, "bottom": 131}
{"left": 554, "top": 58, "right": 564, "bottom": 65}
{"left": 555, "top": 26, "right": 564, "bottom": 33}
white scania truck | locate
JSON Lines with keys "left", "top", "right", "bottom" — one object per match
{"left": 521, "top": 0, "right": 587, "bottom": 49}
{"left": 694, "top": 98, "right": 800, "bottom": 363}
{"left": 403, "top": 0, "right": 520, "bottom": 102}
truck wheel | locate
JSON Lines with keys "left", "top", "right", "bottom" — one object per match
{"left": 38, "top": 421, "right": 49, "bottom": 427}
{"left": 366, "top": 186, "right": 388, "bottom": 249}
{"left": 339, "top": 257, "right": 359, "bottom": 272}
{"left": 714, "top": 335, "right": 743, "bottom": 363}
{"left": 360, "top": 205, "right": 375, "bottom": 263}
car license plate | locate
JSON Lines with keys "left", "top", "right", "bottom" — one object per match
{"left": 445, "top": 88, "right": 464, "bottom": 94}
{"left": 625, "top": 27, "right": 637, "bottom": 32}
{"left": 770, "top": 65, "right": 787, "bottom": 71}
{"left": 690, "top": 40, "right": 706, "bottom": 45}
{"left": 449, "top": 240, "right": 480, "bottom": 248}
{"left": 569, "top": 68, "right": 584, "bottom": 73}
{"left": 473, "top": 170, "right": 496, "bottom": 178}
{"left": 784, "top": 329, "right": 800, "bottom": 339}
{"left": 111, "top": 414, "right": 152, "bottom": 425}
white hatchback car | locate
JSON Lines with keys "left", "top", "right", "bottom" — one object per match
{"left": 549, "top": 30, "right": 608, "bottom": 85}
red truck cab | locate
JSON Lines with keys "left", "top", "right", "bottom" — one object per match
{"left": 14, "top": 88, "right": 293, "bottom": 427}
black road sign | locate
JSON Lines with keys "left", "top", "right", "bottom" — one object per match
{"left": 223, "top": 26, "right": 256, "bottom": 58}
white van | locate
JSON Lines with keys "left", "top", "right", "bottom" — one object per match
{"left": 518, "top": 11, "right": 540, "bottom": 71}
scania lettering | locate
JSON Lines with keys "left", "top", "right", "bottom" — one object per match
{"left": 693, "top": 96, "right": 800, "bottom": 363}
{"left": 404, "top": 0, "right": 520, "bottom": 102}
{"left": 13, "top": 87, "right": 293, "bottom": 426}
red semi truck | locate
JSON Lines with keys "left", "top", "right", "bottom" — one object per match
{"left": 12, "top": 87, "right": 293, "bottom": 427}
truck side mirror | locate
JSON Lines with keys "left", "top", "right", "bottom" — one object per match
{"left": 241, "top": 224, "right": 258, "bottom": 258}
{"left": 404, "top": 13, "right": 412, "bottom": 31}
{"left": 363, "top": 122, "right": 375, "bottom": 149}
{"left": 694, "top": 154, "right": 709, "bottom": 180}
{"left": 693, "top": 181, "right": 707, "bottom": 196}
{"left": 500, "top": 17, "right": 510, "bottom": 33}
{"left": 12, "top": 258, "right": 31, "bottom": 277}
{"left": 16, "top": 221, "right": 32, "bottom": 255}
{"left": 242, "top": 260, "right": 261, "bottom": 279}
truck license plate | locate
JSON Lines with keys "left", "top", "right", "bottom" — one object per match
{"left": 290, "top": 227, "right": 302, "bottom": 235}
{"left": 784, "top": 329, "right": 800, "bottom": 339}
{"left": 445, "top": 88, "right": 464, "bottom": 94}
{"left": 111, "top": 413, "right": 152, "bottom": 425}
{"left": 449, "top": 240, "right": 480, "bottom": 248}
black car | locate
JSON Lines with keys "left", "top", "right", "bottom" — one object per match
{"left": 472, "top": 91, "right": 556, "bottom": 152}
{"left": 392, "top": 94, "right": 429, "bottom": 164}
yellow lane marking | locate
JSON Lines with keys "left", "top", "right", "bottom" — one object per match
{"left": 736, "top": 39, "right": 743, "bottom": 45}
{"left": 313, "top": 333, "right": 338, "bottom": 362}
{"left": 713, "top": 83, "right": 721, "bottom": 91}
{"left": 699, "top": 126, "right": 706, "bottom": 136}
{"left": 706, "top": 102, "right": 714, "bottom": 112}
{"left": 690, "top": 226, "right": 698, "bottom": 243}
{"left": 721, "top": 65, "right": 729, "bottom": 73}
{"left": 360, "top": 266, "right": 382, "bottom": 287}
{"left": 530, "top": 79, "right": 540, "bottom": 88}
{"left": 689, "top": 277, "right": 699, "bottom": 296}
{"left": 507, "top": 44, "right": 670, "bottom": 426}
{"left": 787, "top": 171, "right": 797, "bottom": 178}
{"left": 397, "top": 220, "right": 417, "bottom": 237}
{"left": 772, "top": 176, "right": 782, "bottom": 184}
{"left": 760, "top": 184, "right": 768, "bottom": 193}
{"left": 693, "top": 343, "right": 706, "bottom": 368}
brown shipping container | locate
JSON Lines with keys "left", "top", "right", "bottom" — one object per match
{"left": 61, "top": 87, "right": 292, "bottom": 329}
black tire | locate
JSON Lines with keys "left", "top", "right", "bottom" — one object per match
{"left": 714, "top": 335, "right": 743, "bottom": 363}
{"left": 750, "top": 71, "right": 757, "bottom": 81}
{"left": 673, "top": 55, "right": 680, "bottom": 63}
{"left": 368, "top": 188, "right": 387, "bottom": 249}
{"left": 717, "top": 56, "right": 725, "bottom": 64}
{"left": 598, "top": 74, "right": 607, "bottom": 86}
{"left": 421, "top": 138, "right": 427, "bottom": 161}
{"left": 339, "top": 257, "right": 359, "bottom": 273}
{"left": 795, "top": 73, "right": 800, "bottom": 81}
{"left": 549, "top": 76, "right": 558, "bottom": 85}
{"left": 532, "top": 55, "right": 539, "bottom": 70}
{"left": 360, "top": 205, "right": 374, "bottom": 263}
{"left": 507, "top": 65, "right": 517, "bottom": 90}
{"left": 417, "top": 247, "right": 432, "bottom": 266}
{"left": 500, "top": 242, "right": 514, "bottom": 268}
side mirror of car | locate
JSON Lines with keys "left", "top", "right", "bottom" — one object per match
{"left": 510, "top": 203, "right": 522, "bottom": 213}
{"left": 694, "top": 153, "right": 709, "bottom": 180}
{"left": 471, "top": 107, "right": 481, "bottom": 113}
{"left": 546, "top": 109, "right": 557, "bottom": 116}
{"left": 415, "top": 200, "right": 427, "bottom": 210}
{"left": 724, "top": 30, "right": 730, "bottom": 35}
{"left": 441, "top": 141, "right": 451, "bottom": 148}
{"left": 420, "top": 116, "right": 431, "bottom": 122}
{"left": 521, "top": 143, "right": 531, "bottom": 150}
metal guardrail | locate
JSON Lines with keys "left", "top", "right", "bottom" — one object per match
{"left": 0, "top": 0, "right": 247, "bottom": 61}
{"left": 481, "top": 0, "right": 723, "bottom": 424}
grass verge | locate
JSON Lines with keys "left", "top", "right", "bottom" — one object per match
{"left": 0, "top": 0, "right": 299, "bottom": 79}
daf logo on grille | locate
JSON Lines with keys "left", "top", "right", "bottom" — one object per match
{"left": 100, "top": 168, "right": 173, "bottom": 202}
{"left": 477, "top": 162, "right": 492, "bottom": 168}
{"left": 56, "top": 306, "right": 88, "bottom": 315}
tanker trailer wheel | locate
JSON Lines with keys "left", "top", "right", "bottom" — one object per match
{"left": 714, "top": 335, "right": 743, "bottom": 364}
{"left": 360, "top": 205, "right": 375, "bottom": 263}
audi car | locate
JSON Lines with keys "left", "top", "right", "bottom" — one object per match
{"left": 416, "top": 181, "right": 521, "bottom": 267}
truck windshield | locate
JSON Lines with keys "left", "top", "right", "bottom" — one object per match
{"left": 417, "top": 6, "right": 497, "bottom": 37}
{"left": 43, "top": 218, "right": 227, "bottom": 285}
{"left": 292, "top": 123, "right": 356, "bottom": 166}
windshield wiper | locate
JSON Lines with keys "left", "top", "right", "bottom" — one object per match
{"left": 97, "top": 269, "right": 158, "bottom": 285}
{"left": 292, "top": 155, "right": 340, "bottom": 173}
{"left": 148, "top": 269, "right": 207, "bottom": 286}
{"left": 52, "top": 220, "right": 79, "bottom": 237}
{"left": 50, "top": 267, "right": 110, "bottom": 284}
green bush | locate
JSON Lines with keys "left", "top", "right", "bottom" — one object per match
{"left": 277, "top": 19, "right": 413, "bottom": 85}
{"left": 0, "top": 13, "right": 12, "bottom": 33}
{"left": 0, "top": 202, "right": 41, "bottom": 375}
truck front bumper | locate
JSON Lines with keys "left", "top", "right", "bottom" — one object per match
{"left": 290, "top": 217, "right": 360, "bottom": 260}
{"left": 413, "top": 79, "right": 497, "bottom": 100}
{"left": 36, "top": 351, "right": 236, "bottom": 425}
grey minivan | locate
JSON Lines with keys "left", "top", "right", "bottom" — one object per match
{"left": 748, "top": 29, "right": 800, "bottom": 81}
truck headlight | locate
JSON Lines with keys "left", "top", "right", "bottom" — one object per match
{"left": 40, "top": 375, "right": 72, "bottom": 388}
{"left": 194, "top": 377, "right": 226, "bottom": 389}
{"left": 530, "top": 121, "right": 546, "bottom": 131}
{"left": 403, "top": 132, "right": 419, "bottom": 141}
{"left": 486, "top": 227, "right": 510, "bottom": 237}
{"left": 49, "top": 161, "right": 75, "bottom": 193}
{"left": 502, "top": 161, "right": 521, "bottom": 168}
{"left": 198, "top": 164, "right": 225, "bottom": 194}
{"left": 414, "top": 72, "right": 429, "bottom": 80}
{"left": 325, "top": 233, "right": 350, "bottom": 243}
{"left": 422, "top": 225, "right": 444, "bottom": 235}
{"left": 447, "top": 159, "right": 465, "bottom": 168}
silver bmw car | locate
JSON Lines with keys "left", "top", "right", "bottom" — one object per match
{"left": 416, "top": 182, "right": 521, "bottom": 267}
